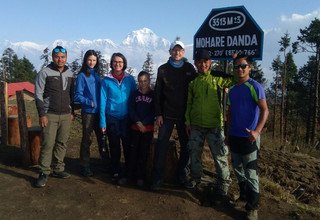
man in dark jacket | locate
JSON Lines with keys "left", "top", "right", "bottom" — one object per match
{"left": 151, "top": 40, "right": 197, "bottom": 190}
{"left": 35, "top": 46, "right": 74, "bottom": 188}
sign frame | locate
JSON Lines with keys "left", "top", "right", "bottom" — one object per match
{"left": 193, "top": 5, "right": 264, "bottom": 61}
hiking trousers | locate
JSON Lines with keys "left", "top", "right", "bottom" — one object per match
{"left": 80, "top": 112, "right": 110, "bottom": 168}
{"left": 39, "top": 113, "right": 71, "bottom": 175}
{"left": 229, "top": 135, "right": 260, "bottom": 210}
{"left": 187, "top": 126, "right": 231, "bottom": 194}
{"left": 153, "top": 118, "right": 189, "bottom": 183}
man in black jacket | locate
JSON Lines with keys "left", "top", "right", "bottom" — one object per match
{"left": 152, "top": 40, "right": 197, "bottom": 190}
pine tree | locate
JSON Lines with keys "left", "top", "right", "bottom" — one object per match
{"left": 293, "top": 18, "right": 320, "bottom": 144}
{"left": 142, "top": 52, "right": 154, "bottom": 75}
{"left": 270, "top": 56, "right": 282, "bottom": 139}
{"left": 127, "top": 67, "right": 135, "bottom": 75}
{"left": 96, "top": 51, "right": 109, "bottom": 76}
{"left": 40, "top": 47, "right": 50, "bottom": 69}
{"left": 69, "top": 58, "right": 81, "bottom": 75}
{"left": 250, "top": 61, "right": 266, "bottom": 85}
{"left": 12, "top": 56, "right": 37, "bottom": 83}
{"left": 0, "top": 48, "right": 16, "bottom": 81}
{"left": 278, "top": 32, "right": 291, "bottom": 146}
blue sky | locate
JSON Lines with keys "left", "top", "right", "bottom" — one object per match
{"left": 1, "top": 0, "right": 319, "bottom": 43}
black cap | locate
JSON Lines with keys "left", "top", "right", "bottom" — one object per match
{"left": 194, "top": 49, "right": 211, "bottom": 60}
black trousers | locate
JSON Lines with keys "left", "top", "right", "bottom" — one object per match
{"left": 128, "top": 130, "right": 153, "bottom": 180}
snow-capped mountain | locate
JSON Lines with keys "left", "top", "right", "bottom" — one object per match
{"left": 122, "top": 28, "right": 170, "bottom": 50}
{"left": 0, "top": 28, "right": 194, "bottom": 77}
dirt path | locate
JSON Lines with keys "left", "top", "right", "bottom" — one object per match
{"left": 0, "top": 141, "right": 318, "bottom": 220}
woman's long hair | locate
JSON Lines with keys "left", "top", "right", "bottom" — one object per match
{"left": 79, "top": 50, "right": 100, "bottom": 77}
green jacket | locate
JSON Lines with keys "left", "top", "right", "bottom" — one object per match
{"left": 185, "top": 70, "right": 234, "bottom": 128}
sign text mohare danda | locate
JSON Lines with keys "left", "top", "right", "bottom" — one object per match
{"left": 196, "top": 35, "right": 258, "bottom": 48}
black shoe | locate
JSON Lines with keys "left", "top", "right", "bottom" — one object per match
{"left": 81, "top": 167, "right": 93, "bottom": 177}
{"left": 137, "top": 179, "right": 144, "bottom": 187}
{"left": 35, "top": 173, "right": 48, "bottom": 188}
{"left": 118, "top": 177, "right": 127, "bottom": 185}
{"left": 246, "top": 209, "right": 258, "bottom": 220}
{"left": 111, "top": 173, "right": 119, "bottom": 181}
{"left": 184, "top": 179, "right": 201, "bottom": 189}
{"left": 51, "top": 171, "right": 71, "bottom": 179}
{"left": 150, "top": 180, "right": 162, "bottom": 191}
{"left": 229, "top": 196, "right": 247, "bottom": 209}
{"left": 211, "top": 194, "right": 229, "bottom": 206}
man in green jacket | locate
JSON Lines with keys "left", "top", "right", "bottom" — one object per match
{"left": 185, "top": 49, "right": 233, "bottom": 198}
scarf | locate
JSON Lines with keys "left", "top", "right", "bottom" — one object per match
{"left": 169, "top": 57, "right": 184, "bottom": 68}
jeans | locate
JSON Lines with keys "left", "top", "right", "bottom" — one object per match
{"left": 106, "top": 115, "right": 130, "bottom": 175}
{"left": 153, "top": 118, "right": 189, "bottom": 183}
{"left": 39, "top": 113, "right": 71, "bottom": 175}
{"left": 80, "top": 112, "right": 110, "bottom": 168}
{"left": 188, "top": 126, "right": 231, "bottom": 193}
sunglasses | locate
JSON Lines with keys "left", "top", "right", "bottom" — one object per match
{"left": 53, "top": 48, "right": 67, "bottom": 53}
{"left": 234, "top": 64, "right": 248, "bottom": 70}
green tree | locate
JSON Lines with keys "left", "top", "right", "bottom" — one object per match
{"left": 270, "top": 56, "right": 283, "bottom": 138}
{"left": 96, "top": 51, "right": 109, "bottom": 76}
{"left": 127, "top": 67, "right": 135, "bottom": 75}
{"left": 250, "top": 61, "right": 266, "bottom": 85}
{"left": 69, "top": 58, "right": 81, "bottom": 75}
{"left": 293, "top": 56, "right": 318, "bottom": 144}
{"left": 142, "top": 52, "right": 154, "bottom": 75}
{"left": 0, "top": 48, "right": 16, "bottom": 81}
{"left": 282, "top": 52, "right": 297, "bottom": 144}
{"left": 293, "top": 18, "right": 320, "bottom": 143}
{"left": 40, "top": 47, "right": 50, "bottom": 69}
{"left": 278, "top": 32, "right": 291, "bottom": 146}
{"left": 12, "top": 56, "right": 37, "bottom": 83}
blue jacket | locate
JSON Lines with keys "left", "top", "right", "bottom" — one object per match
{"left": 74, "top": 69, "right": 101, "bottom": 114}
{"left": 100, "top": 72, "right": 136, "bottom": 128}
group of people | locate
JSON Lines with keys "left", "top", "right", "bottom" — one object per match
{"left": 34, "top": 39, "right": 268, "bottom": 220}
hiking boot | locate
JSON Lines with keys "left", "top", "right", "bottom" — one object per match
{"left": 35, "top": 173, "right": 48, "bottom": 188}
{"left": 150, "top": 180, "right": 162, "bottom": 191}
{"left": 211, "top": 193, "right": 229, "bottom": 206}
{"left": 111, "top": 173, "right": 119, "bottom": 181}
{"left": 137, "top": 179, "right": 144, "bottom": 187}
{"left": 184, "top": 179, "right": 201, "bottom": 189}
{"left": 51, "top": 171, "right": 71, "bottom": 179}
{"left": 246, "top": 209, "right": 258, "bottom": 220}
{"left": 229, "top": 195, "right": 247, "bottom": 209}
{"left": 118, "top": 177, "right": 127, "bottom": 185}
{"left": 178, "top": 175, "right": 189, "bottom": 186}
{"left": 81, "top": 167, "right": 93, "bottom": 177}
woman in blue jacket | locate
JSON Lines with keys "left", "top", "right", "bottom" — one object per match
{"left": 75, "top": 50, "right": 109, "bottom": 177}
{"left": 100, "top": 52, "right": 136, "bottom": 180}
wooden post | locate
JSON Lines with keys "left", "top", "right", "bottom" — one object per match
{"left": 0, "top": 81, "right": 8, "bottom": 145}
{"left": 16, "top": 91, "right": 30, "bottom": 164}
{"left": 8, "top": 115, "right": 20, "bottom": 146}
{"left": 146, "top": 139, "right": 179, "bottom": 184}
{"left": 28, "top": 126, "right": 42, "bottom": 165}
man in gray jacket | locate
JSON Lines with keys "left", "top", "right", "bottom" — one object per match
{"left": 35, "top": 46, "right": 74, "bottom": 188}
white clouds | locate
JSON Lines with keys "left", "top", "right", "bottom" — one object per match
{"left": 261, "top": 9, "right": 320, "bottom": 83}
{"left": 280, "top": 10, "right": 320, "bottom": 23}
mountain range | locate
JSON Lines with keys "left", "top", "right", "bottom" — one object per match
{"left": 0, "top": 28, "right": 194, "bottom": 77}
